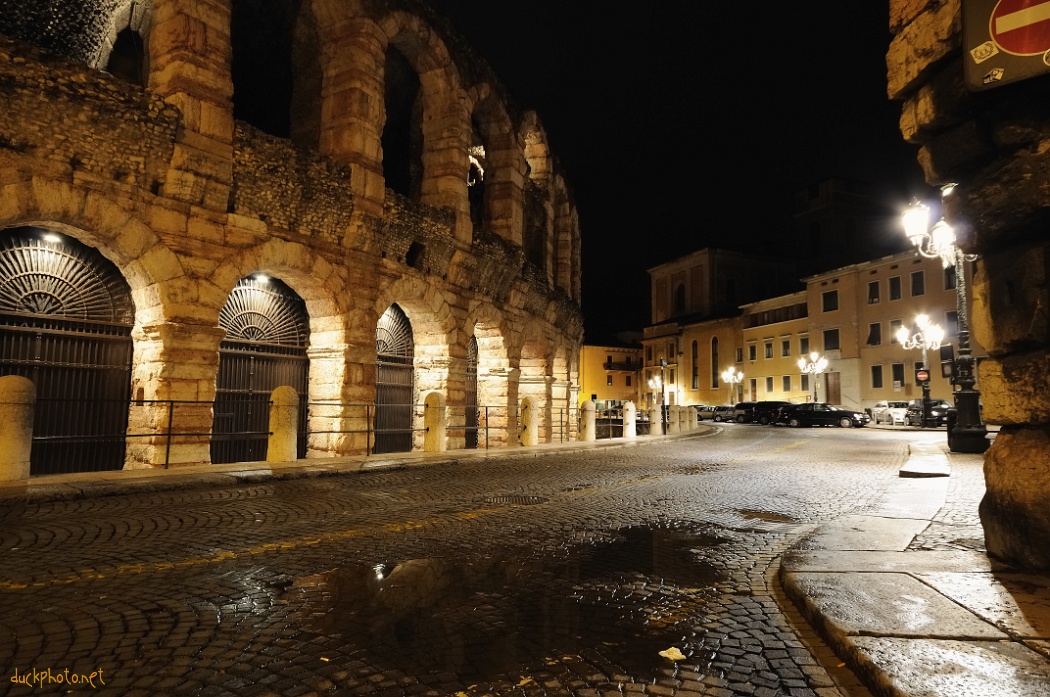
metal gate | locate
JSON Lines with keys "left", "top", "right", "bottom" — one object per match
{"left": 374, "top": 304, "right": 414, "bottom": 454}
{"left": 212, "top": 276, "right": 309, "bottom": 464}
{"left": 0, "top": 228, "right": 134, "bottom": 475}
{"left": 465, "top": 335, "right": 479, "bottom": 448}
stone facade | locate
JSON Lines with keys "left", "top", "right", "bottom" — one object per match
{"left": 888, "top": 0, "right": 1050, "bottom": 568}
{"left": 0, "top": 0, "right": 582, "bottom": 470}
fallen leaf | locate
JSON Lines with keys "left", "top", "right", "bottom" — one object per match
{"left": 658, "top": 647, "right": 686, "bottom": 661}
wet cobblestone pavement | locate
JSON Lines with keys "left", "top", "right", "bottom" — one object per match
{"left": 0, "top": 426, "right": 931, "bottom": 696}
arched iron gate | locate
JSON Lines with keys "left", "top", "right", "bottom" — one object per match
{"left": 0, "top": 228, "right": 134, "bottom": 475}
{"left": 374, "top": 304, "right": 414, "bottom": 454}
{"left": 212, "top": 276, "right": 309, "bottom": 464}
{"left": 465, "top": 335, "right": 479, "bottom": 448}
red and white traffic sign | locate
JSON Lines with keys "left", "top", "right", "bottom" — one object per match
{"left": 916, "top": 370, "right": 930, "bottom": 382}
{"left": 991, "top": 0, "right": 1050, "bottom": 55}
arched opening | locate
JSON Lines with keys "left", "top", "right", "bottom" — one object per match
{"left": 465, "top": 335, "right": 479, "bottom": 449}
{"left": 522, "top": 179, "right": 548, "bottom": 272}
{"left": 467, "top": 122, "right": 488, "bottom": 232}
{"left": 230, "top": 0, "right": 299, "bottom": 138}
{"left": 105, "top": 26, "right": 146, "bottom": 86}
{"left": 382, "top": 46, "right": 423, "bottom": 198}
{"left": 213, "top": 275, "right": 310, "bottom": 464}
{"left": 375, "top": 303, "right": 415, "bottom": 454}
{"left": 0, "top": 227, "right": 134, "bottom": 475}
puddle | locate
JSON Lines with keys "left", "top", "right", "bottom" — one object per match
{"left": 289, "top": 525, "right": 724, "bottom": 686}
{"left": 738, "top": 509, "right": 797, "bottom": 523}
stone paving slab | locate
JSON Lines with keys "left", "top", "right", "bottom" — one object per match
{"left": 797, "top": 515, "right": 930, "bottom": 552}
{"left": 868, "top": 477, "right": 949, "bottom": 519}
{"left": 849, "top": 637, "right": 1050, "bottom": 697}
{"left": 916, "top": 571, "right": 1050, "bottom": 639}
{"left": 782, "top": 549, "right": 1006, "bottom": 574}
{"left": 785, "top": 571, "right": 1008, "bottom": 639}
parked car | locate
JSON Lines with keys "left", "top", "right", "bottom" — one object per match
{"left": 732, "top": 401, "right": 758, "bottom": 423}
{"left": 905, "top": 399, "right": 953, "bottom": 427}
{"left": 694, "top": 405, "right": 715, "bottom": 421}
{"left": 871, "top": 400, "right": 909, "bottom": 425}
{"left": 752, "top": 400, "right": 793, "bottom": 425}
{"left": 774, "top": 402, "right": 871, "bottom": 428}
{"left": 711, "top": 405, "right": 736, "bottom": 422}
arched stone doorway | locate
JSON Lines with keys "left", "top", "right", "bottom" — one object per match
{"left": 0, "top": 227, "right": 134, "bottom": 475}
{"left": 375, "top": 303, "right": 414, "bottom": 454}
{"left": 213, "top": 275, "right": 310, "bottom": 464}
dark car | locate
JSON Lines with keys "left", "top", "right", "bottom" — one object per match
{"left": 774, "top": 402, "right": 871, "bottom": 428}
{"left": 732, "top": 401, "right": 758, "bottom": 423}
{"left": 905, "top": 399, "right": 952, "bottom": 427}
{"left": 752, "top": 400, "right": 793, "bottom": 425}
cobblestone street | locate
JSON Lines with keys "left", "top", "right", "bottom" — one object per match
{"left": 0, "top": 427, "right": 969, "bottom": 696}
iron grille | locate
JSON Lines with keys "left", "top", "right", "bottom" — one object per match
{"left": 374, "top": 304, "right": 414, "bottom": 454}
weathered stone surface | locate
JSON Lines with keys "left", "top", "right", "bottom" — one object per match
{"left": 972, "top": 243, "right": 1050, "bottom": 355}
{"left": 980, "top": 427, "right": 1050, "bottom": 570}
{"left": 977, "top": 354, "right": 1050, "bottom": 426}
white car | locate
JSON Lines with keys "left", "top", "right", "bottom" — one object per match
{"left": 871, "top": 400, "right": 909, "bottom": 425}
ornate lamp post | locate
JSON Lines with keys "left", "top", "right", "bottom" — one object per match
{"left": 902, "top": 186, "right": 988, "bottom": 453}
{"left": 798, "top": 351, "right": 828, "bottom": 403}
{"left": 721, "top": 366, "right": 744, "bottom": 405}
{"left": 896, "top": 314, "right": 945, "bottom": 428}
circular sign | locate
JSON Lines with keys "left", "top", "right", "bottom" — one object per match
{"left": 991, "top": 0, "right": 1050, "bottom": 55}
{"left": 917, "top": 370, "right": 930, "bottom": 382}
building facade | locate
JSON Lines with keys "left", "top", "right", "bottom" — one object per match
{"left": 0, "top": 0, "right": 583, "bottom": 477}
{"left": 578, "top": 343, "right": 642, "bottom": 409}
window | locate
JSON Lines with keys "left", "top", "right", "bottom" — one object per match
{"left": 764, "top": 341, "right": 773, "bottom": 359}
{"left": 890, "top": 318, "right": 903, "bottom": 344}
{"left": 781, "top": 339, "right": 791, "bottom": 357}
{"left": 625, "top": 356, "right": 632, "bottom": 367}
{"left": 606, "top": 355, "right": 612, "bottom": 364}
{"left": 911, "top": 270, "right": 925, "bottom": 296}
{"left": 801, "top": 374, "right": 810, "bottom": 392}
{"left": 626, "top": 375, "right": 632, "bottom": 387}
{"left": 765, "top": 376, "right": 774, "bottom": 393}
{"left": 822, "top": 289, "right": 839, "bottom": 312}
{"left": 692, "top": 340, "right": 699, "bottom": 390}
{"left": 711, "top": 337, "right": 720, "bottom": 389}
{"left": 799, "top": 335, "right": 810, "bottom": 355}
{"left": 946, "top": 310, "right": 959, "bottom": 337}
{"left": 735, "top": 347, "right": 743, "bottom": 362}
{"left": 782, "top": 375, "right": 791, "bottom": 392}
{"left": 889, "top": 276, "right": 902, "bottom": 300}
{"left": 673, "top": 283, "right": 686, "bottom": 314}
{"left": 646, "top": 345, "right": 652, "bottom": 361}
{"left": 871, "top": 365, "right": 883, "bottom": 389}
{"left": 944, "top": 265, "right": 956, "bottom": 291}
{"left": 867, "top": 322, "right": 882, "bottom": 346}
{"left": 868, "top": 280, "right": 880, "bottom": 304}
{"left": 607, "top": 375, "right": 613, "bottom": 386}
{"left": 892, "top": 362, "right": 905, "bottom": 387}
{"left": 669, "top": 369, "right": 675, "bottom": 385}
{"left": 823, "top": 328, "right": 840, "bottom": 351}
{"left": 748, "top": 344, "right": 757, "bottom": 361}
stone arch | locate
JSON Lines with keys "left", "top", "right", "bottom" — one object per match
{"left": 517, "top": 321, "right": 554, "bottom": 443}
{"left": 464, "top": 302, "right": 512, "bottom": 447}
{"left": 521, "top": 112, "right": 552, "bottom": 186}
{"left": 551, "top": 340, "right": 578, "bottom": 442}
{"left": 468, "top": 82, "right": 526, "bottom": 246}
{"left": 552, "top": 175, "right": 575, "bottom": 297}
{"left": 97, "top": 0, "right": 153, "bottom": 84}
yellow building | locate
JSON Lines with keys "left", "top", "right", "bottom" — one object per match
{"left": 740, "top": 292, "right": 811, "bottom": 403}
{"left": 579, "top": 342, "right": 643, "bottom": 408}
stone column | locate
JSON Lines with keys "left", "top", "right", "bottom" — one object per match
{"left": 519, "top": 396, "right": 538, "bottom": 446}
{"left": 623, "top": 401, "right": 637, "bottom": 438}
{"left": 667, "top": 405, "right": 680, "bottom": 434}
{"left": 887, "top": 0, "right": 1050, "bottom": 568}
{"left": 423, "top": 391, "right": 447, "bottom": 453}
{"left": 648, "top": 405, "right": 663, "bottom": 436}
{"left": 150, "top": 0, "right": 234, "bottom": 210}
{"left": 0, "top": 376, "right": 34, "bottom": 481}
{"left": 579, "top": 400, "right": 596, "bottom": 442}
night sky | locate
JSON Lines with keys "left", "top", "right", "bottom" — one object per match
{"left": 429, "top": 1, "right": 935, "bottom": 342}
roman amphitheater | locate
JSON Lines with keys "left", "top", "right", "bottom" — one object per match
{"left": 0, "top": 0, "right": 583, "bottom": 476}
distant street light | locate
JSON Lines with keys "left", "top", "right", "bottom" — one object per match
{"left": 721, "top": 366, "right": 744, "bottom": 405}
{"left": 902, "top": 186, "right": 988, "bottom": 452}
{"left": 897, "top": 314, "right": 945, "bottom": 428}
{"left": 798, "top": 352, "right": 828, "bottom": 403}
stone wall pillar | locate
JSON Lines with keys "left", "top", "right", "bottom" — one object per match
{"left": 888, "top": 0, "right": 1050, "bottom": 568}
{"left": 623, "top": 401, "right": 637, "bottom": 438}
{"left": 423, "top": 391, "right": 447, "bottom": 453}
{"left": 519, "top": 395, "right": 538, "bottom": 446}
{"left": 0, "top": 376, "right": 34, "bottom": 481}
{"left": 150, "top": 0, "right": 234, "bottom": 210}
{"left": 648, "top": 405, "right": 663, "bottom": 436}
{"left": 579, "top": 400, "right": 596, "bottom": 442}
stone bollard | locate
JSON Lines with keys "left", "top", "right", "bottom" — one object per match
{"left": 267, "top": 386, "right": 299, "bottom": 462}
{"left": 648, "top": 405, "right": 663, "bottom": 436}
{"left": 0, "top": 375, "right": 35, "bottom": 481}
{"left": 667, "top": 405, "right": 680, "bottom": 434}
{"left": 423, "top": 391, "right": 447, "bottom": 452}
{"left": 580, "top": 400, "right": 596, "bottom": 441}
{"left": 679, "top": 405, "right": 691, "bottom": 432}
{"left": 623, "top": 401, "right": 637, "bottom": 438}
{"left": 520, "top": 397, "right": 538, "bottom": 446}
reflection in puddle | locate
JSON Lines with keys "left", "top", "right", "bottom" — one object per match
{"left": 290, "top": 525, "right": 725, "bottom": 686}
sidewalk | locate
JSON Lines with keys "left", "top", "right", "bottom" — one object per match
{"left": 780, "top": 440, "right": 1050, "bottom": 697}
{"left": 2, "top": 428, "right": 1049, "bottom": 696}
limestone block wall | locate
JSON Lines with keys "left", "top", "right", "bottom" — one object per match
{"left": 888, "top": 0, "right": 1050, "bottom": 569}
{"left": 0, "top": 0, "right": 585, "bottom": 470}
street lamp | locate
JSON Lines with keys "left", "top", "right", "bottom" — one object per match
{"left": 896, "top": 314, "right": 945, "bottom": 428}
{"left": 798, "top": 351, "right": 828, "bottom": 403}
{"left": 721, "top": 366, "right": 744, "bottom": 405}
{"left": 648, "top": 374, "right": 664, "bottom": 409}
{"left": 902, "top": 186, "right": 988, "bottom": 452}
